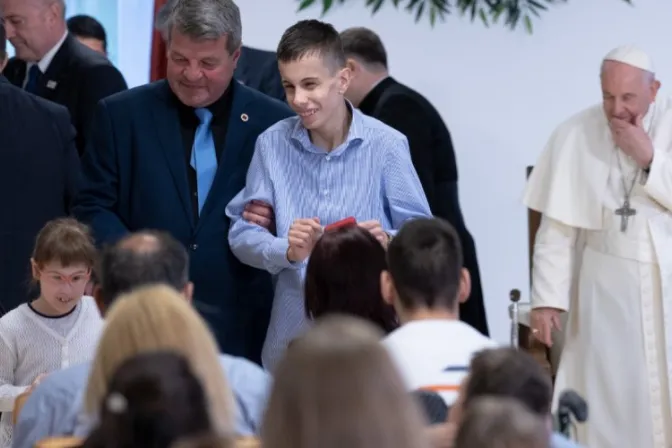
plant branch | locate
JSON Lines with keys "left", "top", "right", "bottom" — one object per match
{"left": 297, "top": 0, "right": 634, "bottom": 33}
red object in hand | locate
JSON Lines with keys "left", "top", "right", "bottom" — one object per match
{"left": 324, "top": 217, "right": 357, "bottom": 232}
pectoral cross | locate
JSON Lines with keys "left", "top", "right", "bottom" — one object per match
{"left": 615, "top": 200, "right": 636, "bottom": 232}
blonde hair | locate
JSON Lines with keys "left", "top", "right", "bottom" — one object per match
{"left": 84, "top": 285, "right": 233, "bottom": 434}
{"left": 262, "top": 315, "right": 429, "bottom": 448}
{"left": 453, "top": 396, "right": 550, "bottom": 448}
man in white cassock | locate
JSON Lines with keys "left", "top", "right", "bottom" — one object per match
{"left": 524, "top": 45, "right": 672, "bottom": 448}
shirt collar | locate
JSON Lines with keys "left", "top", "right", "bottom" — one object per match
{"left": 290, "top": 99, "right": 365, "bottom": 155}
{"left": 28, "top": 31, "right": 68, "bottom": 74}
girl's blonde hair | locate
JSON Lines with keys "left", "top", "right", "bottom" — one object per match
{"left": 84, "top": 285, "right": 233, "bottom": 434}
{"left": 262, "top": 315, "right": 430, "bottom": 448}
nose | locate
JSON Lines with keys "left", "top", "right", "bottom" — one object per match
{"left": 292, "top": 89, "right": 308, "bottom": 107}
{"left": 182, "top": 62, "right": 203, "bottom": 82}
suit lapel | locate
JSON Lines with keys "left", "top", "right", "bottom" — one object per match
{"left": 37, "top": 35, "right": 75, "bottom": 100}
{"left": 195, "top": 82, "right": 255, "bottom": 233}
{"left": 152, "top": 81, "right": 195, "bottom": 228}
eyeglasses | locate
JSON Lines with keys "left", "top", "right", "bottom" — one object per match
{"left": 39, "top": 270, "right": 90, "bottom": 287}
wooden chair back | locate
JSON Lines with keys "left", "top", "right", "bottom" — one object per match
{"left": 526, "top": 166, "right": 542, "bottom": 285}
{"left": 34, "top": 436, "right": 83, "bottom": 448}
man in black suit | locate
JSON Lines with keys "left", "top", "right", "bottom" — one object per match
{"left": 234, "top": 45, "right": 285, "bottom": 102}
{"left": 72, "top": 0, "right": 290, "bottom": 364}
{"left": 0, "top": 0, "right": 127, "bottom": 155}
{"left": 0, "top": 23, "right": 80, "bottom": 315}
{"left": 340, "top": 27, "right": 489, "bottom": 336}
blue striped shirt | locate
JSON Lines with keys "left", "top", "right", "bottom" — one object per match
{"left": 225, "top": 105, "right": 432, "bottom": 371}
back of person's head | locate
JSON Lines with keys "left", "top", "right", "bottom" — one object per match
{"left": 97, "top": 231, "right": 190, "bottom": 307}
{"left": 67, "top": 15, "right": 107, "bottom": 54}
{"left": 383, "top": 218, "right": 469, "bottom": 314}
{"left": 463, "top": 347, "right": 552, "bottom": 417}
{"left": 340, "top": 27, "right": 388, "bottom": 70}
{"left": 305, "top": 225, "right": 398, "bottom": 334}
{"left": 262, "top": 315, "right": 429, "bottom": 448}
{"left": 454, "top": 397, "right": 550, "bottom": 448}
{"left": 171, "top": 434, "right": 236, "bottom": 448}
{"left": 85, "top": 285, "right": 233, "bottom": 435}
{"left": 277, "top": 19, "right": 345, "bottom": 71}
{"left": 83, "top": 352, "right": 212, "bottom": 448}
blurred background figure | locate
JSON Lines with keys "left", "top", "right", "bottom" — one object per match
{"left": 67, "top": 15, "right": 107, "bottom": 56}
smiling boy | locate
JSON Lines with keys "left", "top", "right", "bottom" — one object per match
{"left": 225, "top": 19, "right": 431, "bottom": 371}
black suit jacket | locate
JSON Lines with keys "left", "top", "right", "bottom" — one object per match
{"left": 0, "top": 75, "right": 80, "bottom": 314}
{"left": 71, "top": 80, "right": 293, "bottom": 363}
{"left": 359, "top": 77, "right": 489, "bottom": 336}
{"left": 4, "top": 34, "right": 128, "bottom": 155}
{"left": 234, "top": 46, "right": 285, "bottom": 102}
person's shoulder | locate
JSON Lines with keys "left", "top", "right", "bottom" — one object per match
{"left": 356, "top": 108, "right": 408, "bottom": 143}
{"left": 550, "top": 432, "right": 583, "bottom": 448}
{"left": 98, "top": 80, "right": 165, "bottom": 109}
{"left": 0, "top": 81, "right": 70, "bottom": 119}
{"left": 237, "top": 82, "right": 293, "bottom": 124}
{"left": 218, "top": 354, "right": 270, "bottom": 383}
{"left": 0, "top": 304, "right": 31, "bottom": 332}
{"left": 552, "top": 103, "right": 605, "bottom": 138}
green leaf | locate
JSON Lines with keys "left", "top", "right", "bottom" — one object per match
{"left": 372, "top": 0, "right": 386, "bottom": 14}
{"left": 479, "top": 8, "right": 489, "bottom": 26}
{"left": 321, "top": 0, "right": 333, "bottom": 15}
{"left": 524, "top": 15, "right": 533, "bottom": 33}
{"left": 415, "top": 2, "right": 425, "bottom": 22}
{"left": 297, "top": 0, "right": 315, "bottom": 11}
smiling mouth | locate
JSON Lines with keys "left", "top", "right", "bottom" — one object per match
{"left": 298, "top": 109, "right": 318, "bottom": 117}
{"left": 57, "top": 296, "right": 74, "bottom": 304}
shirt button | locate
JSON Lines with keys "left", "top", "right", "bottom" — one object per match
{"left": 326, "top": 155, "right": 331, "bottom": 161}
{"left": 190, "top": 244, "right": 198, "bottom": 251}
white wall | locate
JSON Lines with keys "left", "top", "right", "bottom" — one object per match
{"left": 234, "top": 0, "right": 672, "bottom": 344}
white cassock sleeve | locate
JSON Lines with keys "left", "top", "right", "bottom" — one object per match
{"left": 644, "top": 148, "right": 672, "bottom": 212}
{"left": 530, "top": 215, "right": 581, "bottom": 312}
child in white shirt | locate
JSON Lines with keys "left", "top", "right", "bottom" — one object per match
{"left": 380, "top": 218, "right": 497, "bottom": 407}
{"left": 0, "top": 218, "right": 103, "bottom": 448}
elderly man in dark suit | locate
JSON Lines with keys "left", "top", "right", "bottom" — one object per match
{"left": 234, "top": 45, "right": 285, "bottom": 102}
{"left": 0, "top": 0, "right": 127, "bottom": 155}
{"left": 0, "top": 23, "right": 80, "bottom": 315}
{"left": 340, "top": 27, "right": 490, "bottom": 336}
{"left": 72, "top": 0, "right": 290, "bottom": 364}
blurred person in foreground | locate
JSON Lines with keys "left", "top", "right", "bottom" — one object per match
{"left": 262, "top": 315, "right": 430, "bottom": 448}
{"left": 453, "top": 397, "right": 549, "bottom": 448}
{"left": 446, "top": 347, "right": 581, "bottom": 448}
{"left": 525, "top": 45, "right": 672, "bottom": 447}
{"left": 12, "top": 231, "right": 269, "bottom": 448}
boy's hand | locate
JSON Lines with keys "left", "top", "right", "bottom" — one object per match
{"left": 287, "top": 217, "right": 321, "bottom": 262}
{"left": 359, "top": 220, "right": 390, "bottom": 248}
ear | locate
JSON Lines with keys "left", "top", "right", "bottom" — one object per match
{"left": 345, "top": 57, "right": 358, "bottom": 74}
{"left": 182, "top": 282, "right": 195, "bottom": 303}
{"left": 93, "top": 285, "right": 107, "bottom": 316}
{"left": 230, "top": 45, "right": 242, "bottom": 66}
{"left": 651, "top": 79, "right": 662, "bottom": 101}
{"left": 337, "top": 65, "right": 352, "bottom": 96}
{"left": 380, "top": 270, "right": 395, "bottom": 306}
{"left": 457, "top": 268, "right": 471, "bottom": 304}
{"left": 30, "top": 259, "right": 40, "bottom": 281}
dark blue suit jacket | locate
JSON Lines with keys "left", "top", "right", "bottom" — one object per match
{"left": 0, "top": 75, "right": 80, "bottom": 314}
{"left": 234, "top": 46, "right": 285, "bottom": 102}
{"left": 72, "top": 80, "right": 292, "bottom": 362}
